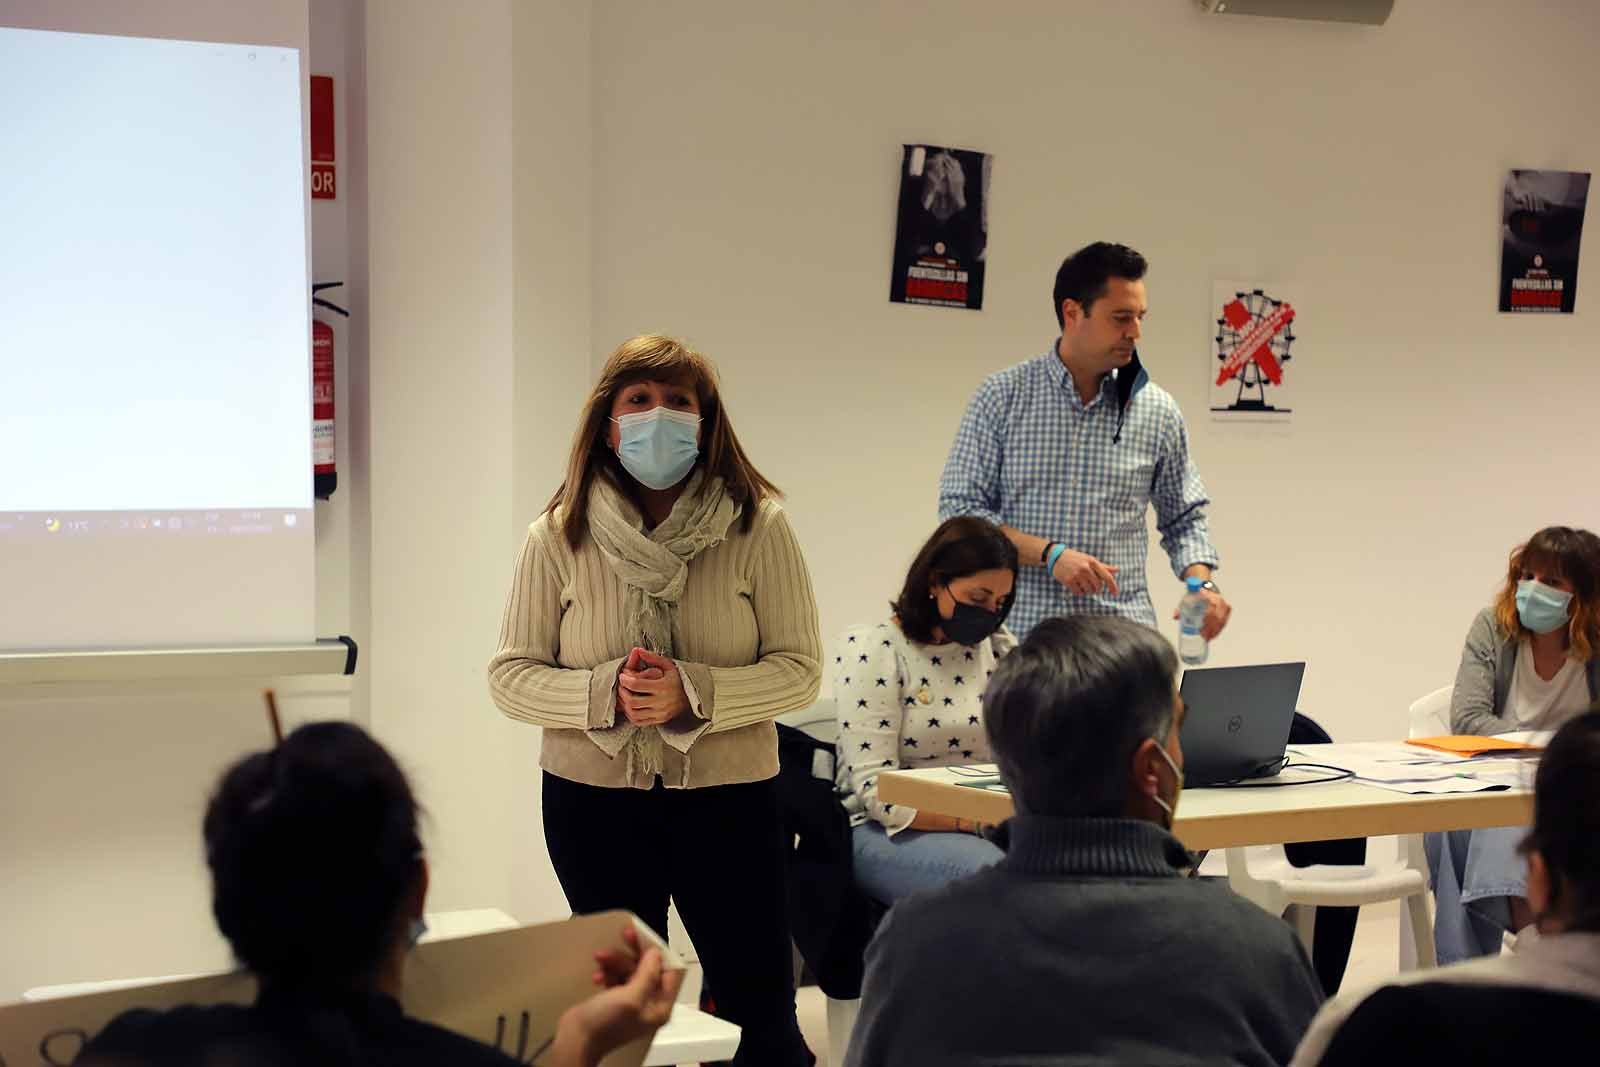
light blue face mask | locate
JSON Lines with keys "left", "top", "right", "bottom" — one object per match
{"left": 612, "top": 406, "right": 701, "bottom": 490}
{"left": 1517, "top": 579, "right": 1573, "bottom": 635}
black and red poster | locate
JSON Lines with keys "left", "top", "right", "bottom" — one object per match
{"left": 1499, "top": 169, "right": 1589, "bottom": 314}
{"left": 889, "top": 144, "right": 990, "bottom": 311}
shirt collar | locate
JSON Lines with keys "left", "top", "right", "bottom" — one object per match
{"left": 1041, "top": 341, "right": 1118, "bottom": 409}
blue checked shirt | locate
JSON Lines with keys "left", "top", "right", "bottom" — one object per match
{"left": 939, "top": 345, "right": 1218, "bottom": 638}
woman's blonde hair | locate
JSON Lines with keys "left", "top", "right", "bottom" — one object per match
{"left": 545, "top": 335, "right": 780, "bottom": 548}
{"left": 1492, "top": 526, "right": 1600, "bottom": 662}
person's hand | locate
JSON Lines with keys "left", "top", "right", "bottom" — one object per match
{"left": 551, "top": 927, "right": 683, "bottom": 1067}
{"left": 1173, "top": 589, "right": 1232, "bottom": 640}
{"left": 1050, "top": 549, "right": 1119, "bottom": 597}
{"left": 617, "top": 648, "right": 689, "bottom": 726}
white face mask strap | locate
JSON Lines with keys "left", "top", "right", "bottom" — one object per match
{"left": 1150, "top": 734, "right": 1182, "bottom": 822}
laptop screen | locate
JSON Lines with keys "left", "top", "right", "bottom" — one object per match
{"left": 1178, "top": 663, "right": 1306, "bottom": 786}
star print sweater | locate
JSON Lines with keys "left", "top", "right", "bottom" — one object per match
{"left": 833, "top": 621, "right": 1014, "bottom": 834}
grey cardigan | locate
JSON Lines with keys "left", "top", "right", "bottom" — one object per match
{"left": 1450, "top": 606, "right": 1600, "bottom": 735}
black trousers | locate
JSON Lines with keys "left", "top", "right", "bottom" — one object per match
{"left": 542, "top": 772, "right": 811, "bottom": 1067}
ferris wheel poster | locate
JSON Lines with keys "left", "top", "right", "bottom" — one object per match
{"left": 1209, "top": 281, "right": 1299, "bottom": 422}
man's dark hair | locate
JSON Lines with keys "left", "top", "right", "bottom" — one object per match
{"left": 892, "top": 516, "right": 1019, "bottom": 644}
{"left": 983, "top": 615, "right": 1177, "bottom": 816}
{"left": 204, "top": 721, "right": 423, "bottom": 988}
{"left": 1052, "top": 242, "right": 1148, "bottom": 326}
{"left": 1521, "top": 707, "right": 1600, "bottom": 932}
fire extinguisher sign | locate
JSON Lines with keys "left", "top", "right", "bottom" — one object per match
{"left": 310, "top": 75, "right": 335, "bottom": 200}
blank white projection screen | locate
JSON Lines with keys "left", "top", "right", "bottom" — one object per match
{"left": 0, "top": 26, "right": 315, "bottom": 650}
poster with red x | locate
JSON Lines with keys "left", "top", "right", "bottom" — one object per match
{"left": 1209, "top": 280, "right": 1300, "bottom": 422}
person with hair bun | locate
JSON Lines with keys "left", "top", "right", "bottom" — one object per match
{"left": 79, "top": 722, "right": 679, "bottom": 1067}
{"left": 1295, "top": 708, "right": 1600, "bottom": 1066}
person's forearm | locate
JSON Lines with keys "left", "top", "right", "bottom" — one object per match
{"left": 549, "top": 1018, "right": 600, "bottom": 1067}
{"left": 1181, "top": 564, "right": 1213, "bottom": 581}
{"left": 908, "top": 811, "right": 983, "bottom": 834}
{"left": 1001, "top": 525, "right": 1053, "bottom": 567}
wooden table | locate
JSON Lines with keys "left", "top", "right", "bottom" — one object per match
{"left": 877, "top": 745, "right": 1534, "bottom": 852}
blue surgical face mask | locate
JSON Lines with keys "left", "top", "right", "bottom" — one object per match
{"left": 612, "top": 406, "right": 701, "bottom": 490}
{"left": 1517, "top": 579, "right": 1573, "bottom": 635}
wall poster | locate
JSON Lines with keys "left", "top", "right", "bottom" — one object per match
{"left": 1499, "top": 169, "right": 1589, "bottom": 314}
{"left": 889, "top": 144, "right": 990, "bottom": 311}
{"left": 1210, "top": 281, "right": 1300, "bottom": 422}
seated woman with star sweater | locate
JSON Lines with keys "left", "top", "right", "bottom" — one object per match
{"left": 833, "top": 516, "right": 1018, "bottom": 904}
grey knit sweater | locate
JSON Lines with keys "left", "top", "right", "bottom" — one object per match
{"left": 844, "top": 816, "right": 1324, "bottom": 1067}
{"left": 1451, "top": 606, "right": 1600, "bottom": 736}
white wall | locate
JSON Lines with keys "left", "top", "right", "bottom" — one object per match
{"left": 365, "top": 0, "right": 520, "bottom": 917}
{"left": 509, "top": 0, "right": 594, "bottom": 922}
{"left": 589, "top": 0, "right": 1600, "bottom": 742}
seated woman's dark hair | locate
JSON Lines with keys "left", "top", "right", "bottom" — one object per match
{"left": 892, "top": 516, "right": 1019, "bottom": 644}
{"left": 204, "top": 721, "right": 422, "bottom": 988}
{"left": 1521, "top": 706, "right": 1600, "bottom": 932}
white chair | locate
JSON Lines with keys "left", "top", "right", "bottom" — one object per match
{"left": 1210, "top": 837, "right": 1435, "bottom": 972}
{"left": 1197, "top": 699, "right": 1443, "bottom": 973}
{"left": 1395, "top": 684, "right": 1452, "bottom": 966}
{"left": 775, "top": 699, "right": 859, "bottom": 1067}
{"left": 642, "top": 1006, "right": 742, "bottom": 1066}
{"left": 1408, "top": 684, "right": 1453, "bottom": 738}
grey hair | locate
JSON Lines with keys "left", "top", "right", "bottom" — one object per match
{"left": 982, "top": 615, "right": 1178, "bottom": 817}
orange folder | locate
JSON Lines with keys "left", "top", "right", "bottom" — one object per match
{"left": 1405, "top": 735, "right": 1541, "bottom": 757}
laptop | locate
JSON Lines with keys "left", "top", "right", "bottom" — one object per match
{"left": 1177, "top": 662, "right": 1305, "bottom": 786}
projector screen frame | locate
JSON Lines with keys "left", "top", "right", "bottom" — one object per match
{"left": 0, "top": 637, "right": 357, "bottom": 686}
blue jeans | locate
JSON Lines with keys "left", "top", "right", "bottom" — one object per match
{"left": 1426, "top": 825, "right": 1527, "bottom": 963}
{"left": 852, "top": 822, "right": 1004, "bottom": 904}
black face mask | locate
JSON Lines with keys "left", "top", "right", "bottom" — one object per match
{"left": 941, "top": 599, "right": 1003, "bottom": 646}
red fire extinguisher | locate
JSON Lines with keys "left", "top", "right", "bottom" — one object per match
{"left": 312, "top": 282, "right": 349, "bottom": 500}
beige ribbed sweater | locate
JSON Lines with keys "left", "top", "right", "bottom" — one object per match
{"left": 488, "top": 492, "right": 822, "bottom": 789}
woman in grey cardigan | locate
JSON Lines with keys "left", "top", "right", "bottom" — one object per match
{"left": 1430, "top": 525, "right": 1600, "bottom": 962}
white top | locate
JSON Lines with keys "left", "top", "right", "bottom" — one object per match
{"left": 1506, "top": 639, "right": 1591, "bottom": 729}
{"left": 832, "top": 620, "right": 1013, "bottom": 834}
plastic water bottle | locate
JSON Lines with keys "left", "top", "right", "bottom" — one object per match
{"left": 1178, "top": 576, "right": 1209, "bottom": 665}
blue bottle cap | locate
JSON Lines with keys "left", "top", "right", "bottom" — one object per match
{"left": 1185, "top": 576, "right": 1204, "bottom": 593}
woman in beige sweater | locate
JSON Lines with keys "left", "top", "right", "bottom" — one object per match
{"left": 488, "top": 335, "right": 821, "bottom": 1066}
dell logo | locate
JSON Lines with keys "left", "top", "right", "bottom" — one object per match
{"left": 1227, "top": 715, "right": 1244, "bottom": 734}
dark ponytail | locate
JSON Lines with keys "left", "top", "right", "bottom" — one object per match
{"left": 203, "top": 722, "right": 422, "bottom": 989}
{"left": 1522, "top": 707, "right": 1600, "bottom": 932}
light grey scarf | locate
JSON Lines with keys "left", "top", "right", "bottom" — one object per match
{"left": 586, "top": 469, "right": 740, "bottom": 778}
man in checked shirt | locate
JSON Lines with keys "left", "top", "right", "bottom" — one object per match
{"left": 938, "top": 241, "right": 1232, "bottom": 642}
